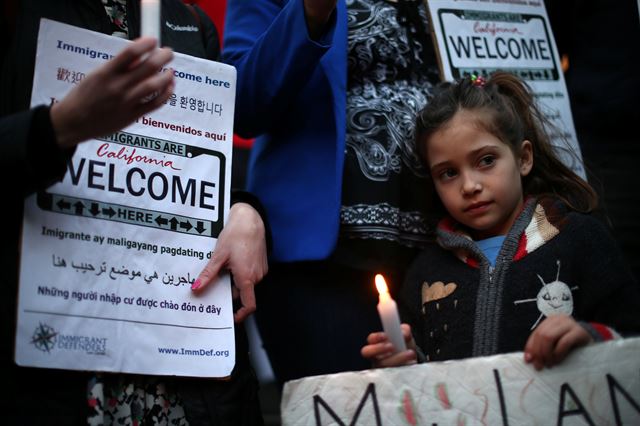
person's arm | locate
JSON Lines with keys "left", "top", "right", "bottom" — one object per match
{"left": 573, "top": 214, "right": 640, "bottom": 335}
{"left": 0, "top": 38, "right": 174, "bottom": 195}
{"left": 0, "top": 106, "right": 70, "bottom": 195}
{"left": 222, "top": 0, "right": 337, "bottom": 138}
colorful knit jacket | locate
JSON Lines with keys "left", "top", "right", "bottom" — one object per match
{"left": 400, "top": 198, "right": 640, "bottom": 362}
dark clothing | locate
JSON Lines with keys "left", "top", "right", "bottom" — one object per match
{"left": 547, "top": 0, "right": 639, "bottom": 153}
{"left": 401, "top": 198, "right": 640, "bottom": 362}
{"left": 1, "top": 0, "right": 219, "bottom": 115}
{"left": 1, "top": 1, "right": 261, "bottom": 425}
{"left": 227, "top": 0, "right": 439, "bottom": 385}
{"left": 0, "top": 106, "right": 75, "bottom": 196}
{"left": 336, "top": 0, "right": 439, "bottom": 272}
{"left": 178, "top": 322, "right": 262, "bottom": 426}
{"left": 547, "top": 0, "right": 640, "bottom": 282}
{"left": 2, "top": 108, "right": 88, "bottom": 425}
{"left": 255, "top": 261, "right": 408, "bottom": 385}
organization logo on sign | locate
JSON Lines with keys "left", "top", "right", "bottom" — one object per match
{"left": 29, "top": 322, "right": 108, "bottom": 355}
{"left": 31, "top": 323, "right": 58, "bottom": 353}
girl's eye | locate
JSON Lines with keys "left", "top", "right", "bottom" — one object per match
{"left": 438, "top": 168, "right": 457, "bottom": 181}
{"left": 478, "top": 155, "right": 496, "bottom": 167}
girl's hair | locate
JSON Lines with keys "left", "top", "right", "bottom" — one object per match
{"left": 415, "top": 71, "right": 597, "bottom": 214}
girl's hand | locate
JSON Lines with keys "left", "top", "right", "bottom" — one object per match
{"left": 361, "top": 324, "right": 418, "bottom": 368}
{"left": 524, "top": 315, "right": 593, "bottom": 370}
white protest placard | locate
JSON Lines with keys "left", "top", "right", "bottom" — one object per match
{"left": 15, "top": 19, "right": 236, "bottom": 377}
{"left": 282, "top": 338, "right": 640, "bottom": 425}
{"left": 425, "top": 0, "right": 585, "bottom": 178}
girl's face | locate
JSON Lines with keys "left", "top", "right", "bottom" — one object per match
{"left": 425, "top": 109, "right": 533, "bottom": 239}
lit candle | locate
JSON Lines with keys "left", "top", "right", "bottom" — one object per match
{"left": 141, "top": 0, "right": 161, "bottom": 44}
{"left": 375, "top": 274, "right": 406, "bottom": 352}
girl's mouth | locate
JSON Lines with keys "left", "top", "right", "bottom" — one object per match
{"left": 464, "top": 201, "right": 491, "bottom": 213}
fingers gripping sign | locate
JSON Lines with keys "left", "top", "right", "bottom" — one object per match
{"left": 523, "top": 314, "right": 593, "bottom": 370}
{"left": 191, "top": 203, "right": 268, "bottom": 323}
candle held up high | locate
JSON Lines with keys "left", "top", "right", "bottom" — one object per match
{"left": 141, "top": 0, "right": 161, "bottom": 44}
{"left": 375, "top": 274, "right": 406, "bottom": 352}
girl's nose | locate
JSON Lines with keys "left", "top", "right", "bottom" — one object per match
{"left": 461, "top": 173, "right": 482, "bottom": 195}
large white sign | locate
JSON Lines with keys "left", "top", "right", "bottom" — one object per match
{"left": 282, "top": 338, "right": 640, "bottom": 425}
{"left": 15, "top": 19, "right": 237, "bottom": 377}
{"left": 426, "top": 0, "right": 585, "bottom": 178}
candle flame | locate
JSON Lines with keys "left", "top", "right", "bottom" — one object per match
{"left": 375, "top": 274, "right": 389, "bottom": 295}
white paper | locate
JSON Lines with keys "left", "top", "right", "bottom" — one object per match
{"left": 282, "top": 338, "right": 640, "bottom": 425}
{"left": 15, "top": 19, "right": 237, "bottom": 377}
{"left": 426, "top": 0, "right": 586, "bottom": 178}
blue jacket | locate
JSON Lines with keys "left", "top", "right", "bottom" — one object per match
{"left": 223, "top": 0, "right": 347, "bottom": 262}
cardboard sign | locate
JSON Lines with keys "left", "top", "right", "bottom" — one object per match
{"left": 425, "top": 0, "right": 585, "bottom": 178}
{"left": 16, "top": 19, "right": 237, "bottom": 377}
{"left": 282, "top": 338, "right": 640, "bottom": 425}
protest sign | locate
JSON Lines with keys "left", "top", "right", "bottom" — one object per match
{"left": 426, "top": 0, "right": 585, "bottom": 178}
{"left": 282, "top": 338, "right": 640, "bottom": 425}
{"left": 15, "top": 19, "right": 236, "bottom": 377}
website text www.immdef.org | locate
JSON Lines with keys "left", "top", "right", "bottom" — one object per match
{"left": 158, "top": 347, "right": 230, "bottom": 357}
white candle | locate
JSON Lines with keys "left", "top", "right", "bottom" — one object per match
{"left": 141, "top": 0, "right": 161, "bottom": 43}
{"left": 375, "top": 274, "right": 407, "bottom": 352}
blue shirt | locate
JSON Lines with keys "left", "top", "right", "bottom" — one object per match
{"left": 476, "top": 235, "right": 506, "bottom": 266}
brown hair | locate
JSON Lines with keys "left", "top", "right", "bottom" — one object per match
{"left": 415, "top": 71, "right": 597, "bottom": 214}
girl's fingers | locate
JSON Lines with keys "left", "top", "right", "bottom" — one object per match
{"left": 525, "top": 316, "right": 578, "bottom": 369}
{"left": 361, "top": 342, "right": 393, "bottom": 360}
{"left": 401, "top": 323, "right": 412, "bottom": 337}
{"left": 551, "top": 326, "right": 592, "bottom": 366}
{"left": 366, "top": 331, "right": 389, "bottom": 344}
{"left": 376, "top": 350, "right": 417, "bottom": 368}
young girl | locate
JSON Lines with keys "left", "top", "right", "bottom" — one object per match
{"left": 361, "top": 72, "right": 640, "bottom": 370}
